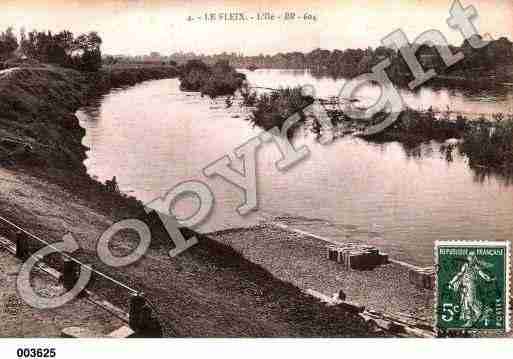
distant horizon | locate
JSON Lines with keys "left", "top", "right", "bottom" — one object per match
{"left": 100, "top": 32, "right": 511, "bottom": 58}
{"left": 7, "top": 28, "right": 511, "bottom": 59}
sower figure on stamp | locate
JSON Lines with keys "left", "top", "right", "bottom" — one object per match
{"left": 448, "top": 252, "right": 495, "bottom": 327}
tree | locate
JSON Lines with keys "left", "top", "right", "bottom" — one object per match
{"left": 75, "top": 47, "right": 102, "bottom": 71}
{"left": 21, "top": 30, "right": 37, "bottom": 59}
{"left": 0, "top": 27, "right": 19, "bottom": 60}
{"left": 72, "top": 31, "right": 102, "bottom": 71}
{"left": 19, "top": 27, "right": 26, "bottom": 53}
{"left": 17, "top": 28, "right": 103, "bottom": 72}
{"left": 55, "top": 30, "right": 75, "bottom": 54}
{"left": 74, "top": 31, "right": 102, "bottom": 53}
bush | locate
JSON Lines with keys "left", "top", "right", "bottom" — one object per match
{"left": 240, "top": 83, "right": 257, "bottom": 106}
{"left": 460, "top": 116, "right": 513, "bottom": 170}
{"left": 248, "top": 87, "right": 314, "bottom": 131}
{"left": 179, "top": 60, "right": 245, "bottom": 98}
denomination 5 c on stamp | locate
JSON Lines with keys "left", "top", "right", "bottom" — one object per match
{"left": 435, "top": 241, "right": 510, "bottom": 333}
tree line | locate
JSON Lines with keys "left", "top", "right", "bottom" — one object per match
{"left": 168, "top": 35, "right": 513, "bottom": 82}
{"left": 0, "top": 27, "right": 103, "bottom": 72}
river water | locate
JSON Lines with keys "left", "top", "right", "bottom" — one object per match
{"left": 77, "top": 69, "right": 513, "bottom": 266}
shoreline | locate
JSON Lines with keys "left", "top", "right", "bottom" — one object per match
{"left": 3, "top": 64, "right": 507, "bottom": 337}
{"left": 0, "top": 65, "right": 382, "bottom": 337}
{"left": 209, "top": 223, "right": 435, "bottom": 325}
{"left": 269, "top": 220, "right": 427, "bottom": 272}
{"left": 0, "top": 165, "right": 377, "bottom": 336}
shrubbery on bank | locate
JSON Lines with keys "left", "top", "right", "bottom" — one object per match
{"left": 241, "top": 83, "right": 513, "bottom": 175}
{"left": 179, "top": 60, "right": 245, "bottom": 98}
{"left": 245, "top": 86, "right": 315, "bottom": 131}
{"left": 461, "top": 115, "right": 513, "bottom": 171}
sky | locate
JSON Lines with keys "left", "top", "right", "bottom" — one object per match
{"left": 2, "top": 0, "right": 513, "bottom": 56}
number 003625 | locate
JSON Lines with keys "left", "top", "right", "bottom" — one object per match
{"left": 16, "top": 348, "right": 56, "bottom": 358}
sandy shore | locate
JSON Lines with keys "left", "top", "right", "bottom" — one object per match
{"left": 210, "top": 224, "right": 435, "bottom": 323}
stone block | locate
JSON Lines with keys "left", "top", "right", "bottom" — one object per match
{"left": 409, "top": 267, "right": 435, "bottom": 290}
{"left": 326, "top": 244, "right": 387, "bottom": 270}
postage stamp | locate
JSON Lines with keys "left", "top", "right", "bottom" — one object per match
{"left": 435, "top": 241, "right": 511, "bottom": 333}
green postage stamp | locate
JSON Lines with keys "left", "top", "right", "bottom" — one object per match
{"left": 435, "top": 241, "right": 510, "bottom": 333}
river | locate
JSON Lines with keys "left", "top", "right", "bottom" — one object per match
{"left": 76, "top": 69, "right": 513, "bottom": 266}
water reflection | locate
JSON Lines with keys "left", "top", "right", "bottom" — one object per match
{"left": 310, "top": 68, "right": 513, "bottom": 110}
{"left": 469, "top": 165, "right": 513, "bottom": 187}
{"left": 245, "top": 69, "right": 513, "bottom": 118}
{"left": 77, "top": 72, "right": 513, "bottom": 266}
{"left": 396, "top": 139, "right": 513, "bottom": 186}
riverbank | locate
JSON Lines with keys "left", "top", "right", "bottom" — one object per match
{"left": 0, "top": 64, "right": 378, "bottom": 337}
{"left": 0, "top": 65, "right": 179, "bottom": 171}
{"left": 209, "top": 223, "right": 435, "bottom": 324}
{"left": 87, "top": 65, "right": 180, "bottom": 97}
{"left": 0, "top": 166, "right": 375, "bottom": 337}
